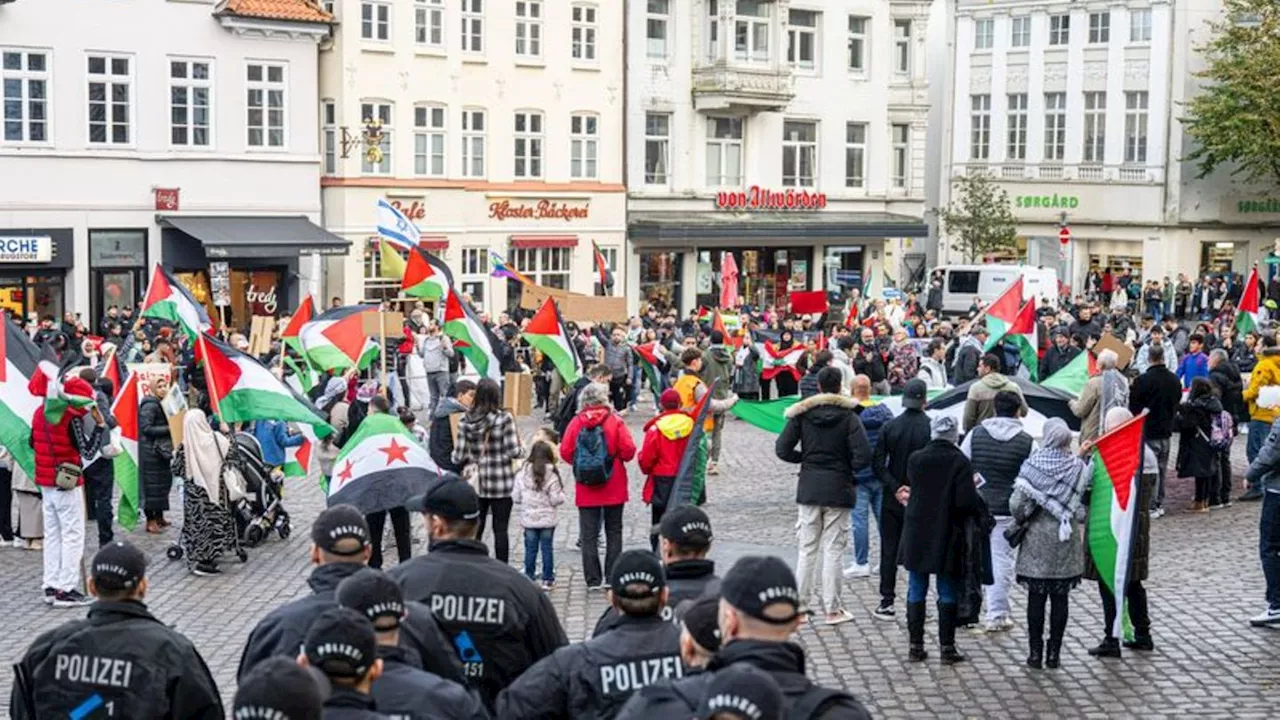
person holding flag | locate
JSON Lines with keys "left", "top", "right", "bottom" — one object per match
{"left": 673, "top": 347, "right": 738, "bottom": 495}
{"left": 171, "top": 409, "right": 244, "bottom": 577}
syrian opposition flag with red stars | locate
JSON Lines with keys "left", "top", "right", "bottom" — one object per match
{"left": 757, "top": 341, "right": 805, "bottom": 382}
{"left": 299, "top": 304, "right": 380, "bottom": 372}
{"left": 140, "top": 265, "right": 213, "bottom": 340}
{"left": 196, "top": 333, "right": 333, "bottom": 433}
{"left": 327, "top": 413, "right": 440, "bottom": 513}
{"left": 402, "top": 245, "right": 456, "bottom": 300}
{"left": 1087, "top": 411, "right": 1146, "bottom": 640}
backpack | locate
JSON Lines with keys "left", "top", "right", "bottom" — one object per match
{"left": 572, "top": 423, "right": 612, "bottom": 486}
{"left": 1207, "top": 410, "right": 1234, "bottom": 451}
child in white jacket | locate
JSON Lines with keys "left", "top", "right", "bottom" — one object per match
{"left": 513, "top": 439, "right": 566, "bottom": 589}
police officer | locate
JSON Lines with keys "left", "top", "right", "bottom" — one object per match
{"left": 233, "top": 656, "right": 327, "bottom": 720}
{"left": 240, "top": 505, "right": 462, "bottom": 684}
{"left": 336, "top": 568, "right": 489, "bottom": 720}
{"left": 496, "top": 550, "right": 685, "bottom": 719}
{"left": 677, "top": 595, "right": 722, "bottom": 672}
{"left": 301, "top": 607, "right": 387, "bottom": 719}
{"left": 389, "top": 479, "right": 567, "bottom": 710}
{"left": 10, "top": 540, "right": 223, "bottom": 719}
{"left": 698, "top": 665, "right": 785, "bottom": 720}
{"left": 594, "top": 505, "right": 720, "bottom": 636}
{"left": 616, "top": 556, "right": 872, "bottom": 720}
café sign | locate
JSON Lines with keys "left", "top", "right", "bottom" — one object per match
{"left": 388, "top": 199, "right": 426, "bottom": 221}
{"left": 0, "top": 235, "right": 52, "bottom": 263}
{"left": 715, "top": 186, "right": 828, "bottom": 211}
{"left": 488, "top": 199, "right": 590, "bottom": 222}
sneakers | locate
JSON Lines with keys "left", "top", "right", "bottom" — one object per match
{"left": 42, "top": 587, "right": 55, "bottom": 605}
{"left": 540, "top": 581, "right": 556, "bottom": 591}
{"left": 52, "top": 590, "right": 93, "bottom": 608}
{"left": 1248, "top": 606, "right": 1280, "bottom": 627}
{"left": 706, "top": 463, "right": 720, "bottom": 476}
{"left": 191, "top": 562, "right": 221, "bottom": 577}
{"left": 872, "top": 603, "right": 896, "bottom": 621}
{"left": 1150, "top": 507, "right": 1165, "bottom": 519}
{"left": 983, "top": 616, "right": 1015, "bottom": 633}
{"left": 842, "top": 563, "right": 871, "bottom": 579}
{"left": 1239, "top": 488, "right": 1264, "bottom": 502}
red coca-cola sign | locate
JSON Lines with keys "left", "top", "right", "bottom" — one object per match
{"left": 715, "top": 186, "right": 827, "bottom": 211}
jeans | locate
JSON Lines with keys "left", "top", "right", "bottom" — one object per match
{"left": 1147, "top": 438, "right": 1170, "bottom": 510}
{"left": 426, "top": 371, "right": 451, "bottom": 419}
{"left": 366, "top": 507, "right": 412, "bottom": 569}
{"left": 796, "top": 505, "right": 850, "bottom": 614}
{"left": 523, "top": 527, "right": 555, "bottom": 583}
{"left": 1248, "top": 421, "right": 1271, "bottom": 489}
{"left": 986, "top": 516, "right": 1016, "bottom": 622}
{"left": 708, "top": 413, "right": 724, "bottom": 463}
{"left": 906, "top": 571, "right": 956, "bottom": 604}
{"left": 579, "top": 504, "right": 623, "bottom": 587}
{"left": 41, "top": 487, "right": 85, "bottom": 592}
{"left": 83, "top": 459, "right": 115, "bottom": 546}
{"left": 476, "top": 497, "right": 514, "bottom": 563}
{"left": 1261, "top": 491, "right": 1280, "bottom": 609}
{"left": 628, "top": 364, "right": 643, "bottom": 409}
{"left": 1147, "top": 301, "right": 1164, "bottom": 324}
{"left": 850, "top": 483, "right": 882, "bottom": 567}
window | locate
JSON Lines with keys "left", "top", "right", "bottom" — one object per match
{"left": 361, "top": 1, "right": 391, "bottom": 41}
{"left": 572, "top": 5, "right": 597, "bottom": 61}
{"left": 787, "top": 10, "right": 818, "bottom": 71}
{"left": 2, "top": 50, "right": 48, "bottom": 143}
{"left": 706, "top": 117, "right": 743, "bottom": 186}
{"left": 1089, "top": 12, "right": 1110, "bottom": 44}
{"left": 974, "top": 19, "right": 994, "bottom": 50}
{"left": 322, "top": 1, "right": 335, "bottom": 13}
{"left": 644, "top": 112, "right": 670, "bottom": 184}
{"left": 1083, "top": 91, "right": 1106, "bottom": 163}
{"left": 1049, "top": 15, "right": 1070, "bottom": 45}
{"left": 415, "top": 0, "right": 444, "bottom": 47}
{"left": 461, "top": 108, "right": 485, "bottom": 177}
{"left": 87, "top": 54, "right": 132, "bottom": 145}
{"left": 1006, "top": 93, "right": 1027, "bottom": 161}
{"left": 1043, "top": 92, "right": 1065, "bottom": 161}
{"left": 735, "top": 0, "right": 771, "bottom": 63}
{"left": 246, "top": 63, "right": 285, "bottom": 148}
{"left": 1010, "top": 16, "right": 1031, "bottom": 48}
{"left": 707, "top": 0, "right": 720, "bottom": 61}
{"left": 1130, "top": 9, "right": 1152, "bottom": 42}
{"left": 169, "top": 59, "right": 211, "bottom": 147}
{"left": 509, "top": 247, "right": 571, "bottom": 291}
{"left": 969, "top": 94, "right": 990, "bottom": 160}
{"left": 782, "top": 120, "right": 816, "bottom": 187}
{"left": 321, "top": 100, "right": 336, "bottom": 174}
{"left": 414, "top": 104, "right": 446, "bottom": 177}
{"left": 515, "top": 1, "right": 542, "bottom": 58}
{"left": 360, "top": 102, "right": 392, "bottom": 174}
{"left": 893, "top": 19, "right": 911, "bottom": 75}
{"left": 1125, "top": 91, "right": 1148, "bottom": 163}
{"left": 891, "top": 123, "right": 909, "bottom": 189}
{"left": 845, "top": 123, "right": 866, "bottom": 188}
{"left": 461, "top": 0, "right": 484, "bottom": 53}
{"left": 513, "top": 110, "right": 543, "bottom": 179}
{"left": 570, "top": 113, "right": 598, "bottom": 179}
{"left": 847, "top": 16, "right": 867, "bottom": 72}
{"left": 460, "top": 247, "right": 487, "bottom": 310}
{"left": 647, "top": 0, "right": 669, "bottom": 58}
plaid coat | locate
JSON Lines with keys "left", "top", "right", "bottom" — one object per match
{"left": 452, "top": 410, "right": 524, "bottom": 499}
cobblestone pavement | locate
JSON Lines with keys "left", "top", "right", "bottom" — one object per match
{"left": 2, "top": 410, "right": 1277, "bottom": 717}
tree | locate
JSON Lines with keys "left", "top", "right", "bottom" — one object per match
{"left": 1182, "top": 0, "right": 1280, "bottom": 185}
{"left": 939, "top": 173, "right": 1019, "bottom": 263}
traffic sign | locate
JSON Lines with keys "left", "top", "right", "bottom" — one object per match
{"left": 1058, "top": 226, "right": 1071, "bottom": 245}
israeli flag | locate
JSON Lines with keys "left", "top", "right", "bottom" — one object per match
{"left": 375, "top": 198, "right": 420, "bottom": 250}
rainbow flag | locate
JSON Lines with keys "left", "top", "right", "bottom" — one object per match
{"left": 489, "top": 250, "right": 533, "bottom": 285}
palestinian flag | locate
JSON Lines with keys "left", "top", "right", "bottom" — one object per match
{"left": 670, "top": 379, "right": 718, "bottom": 507}
{"left": 632, "top": 342, "right": 668, "bottom": 404}
{"left": 140, "top": 265, "right": 213, "bottom": 340}
{"left": 281, "top": 294, "right": 316, "bottom": 354}
{"left": 300, "top": 305, "right": 380, "bottom": 372}
{"left": 0, "top": 320, "right": 41, "bottom": 478}
{"left": 29, "top": 344, "right": 95, "bottom": 424}
{"left": 100, "top": 348, "right": 124, "bottom": 400}
{"left": 283, "top": 354, "right": 316, "bottom": 393}
{"left": 696, "top": 307, "right": 713, "bottom": 324}
{"left": 843, "top": 299, "right": 859, "bottom": 328}
{"left": 283, "top": 424, "right": 319, "bottom": 481}
{"left": 111, "top": 372, "right": 140, "bottom": 531}
{"left": 757, "top": 341, "right": 805, "bottom": 382}
{"left": 712, "top": 310, "right": 742, "bottom": 350}
{"left": 524, "top": 297, "right": 582, "bottom": 384}
{"left": 1006, "top": 301, "right": 1040, "bottom": 381}
{"left": 730, "top": 390, "right": 948, "bottom": 435}
{"left": 197, "top": 333, "right": 333, "bottom": 433}
{"left": 402, "top": 245, "right": 455, "bottom": 300}
{"left": 1236, "top": 266, "right": 1260, "bottom": 335}
{"left": 983, "top": 277, "right": 1025, "bottom": 351}
{"left": 592, "top": 240, "right": 614, "bottom": 295}
{"left": 1041, "top": 350, "right": 1091, "bottom": 397}
{"left": 443, "top": 288, "right": 502, "bottom": 381}
{"left": 328, "top": 413, "right": 439, "bottom": 514}
{"left": 1086, "top": 411, "right": 1146, "bottom": 640}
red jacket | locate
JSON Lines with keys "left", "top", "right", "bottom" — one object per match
{"left": 638, "top": 411, "right": 694, "bottom": 504}
{"left": 560, "top": 405, "right": 636, "bottom": 508}
{"left": 30, "top": 405, "right": 88, "bottom": 488}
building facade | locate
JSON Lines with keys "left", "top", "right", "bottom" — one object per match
{"left": 319, "top": 0, "right": 626, "bottom": 314}
{"left": 0, "top": 0, "right": 340, "bottom": 329}
{"left": 626, "top": 0, "right": 931, "bottom": 315}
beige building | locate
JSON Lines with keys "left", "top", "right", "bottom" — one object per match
{"left": 319, "top": 0, "right": 626, "bottom": 313}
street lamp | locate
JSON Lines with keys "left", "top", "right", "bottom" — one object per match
{"left": 339, "top": 116, "right": 385, "bottom": 164}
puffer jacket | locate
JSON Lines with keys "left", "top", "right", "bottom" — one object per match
{"left": 962, "top": 372, "right": 1028, "bottom": 433}
{"left": 1175, "top": 393, "right": 1223, "bottom": 479}
{"left": 512, "top": 464, "right": 566, "bottom": 529}
{"left": 853, "top": 402, "right": 894, "bottom": 487}
{"left": 30, "top": 408, "right": 89, "bottom": 488}
{"left": 602, "top": 339, "right": 633, "bottom": 379}
{"left": 1244, "top": 347, "right": 1280, "bottom": 424}
{"left": 701, "top": 345, "right": 735, "bottom": 400}
{"left": 775, "top": 393, "right": 871, "bottom": 508}
{"left": 638, "top": 410, "right": 693, "bottom": 506}
{"left": 559, "top": 405, "right": 636, "bottom": 508}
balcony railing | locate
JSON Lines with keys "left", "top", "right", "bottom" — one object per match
{"left": 954, "top": 162, "right": 1163, "bottom": 184}
{"left": 691, "top": 63, "right": 794, "bottom": 113}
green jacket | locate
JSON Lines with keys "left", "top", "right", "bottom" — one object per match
{"left": 702, "top": 345, "right": 735, "bottom": 400}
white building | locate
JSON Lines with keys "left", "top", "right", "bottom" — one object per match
{"left": 626, "top": 0, "right": 932, "bottom": 315}
{"left": 318, "top": 0, "right": 626, "bottom": 313}
{"left": 0, "top": 0, "right": 339, "bottom": 330}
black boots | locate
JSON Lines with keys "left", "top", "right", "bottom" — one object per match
{"left": 1026, "top": 637, "right": 1043, "bottom": 669}
{"left": 1045, "top": 639, "right": 1062, "bottom": 669}
{"left": 937, "top": 603, "right": 967, "bottom": 664}
{"left": 1088, "top": 637, "right": 1122, "bottom": 658}
{"left": 1122, "top": 635, "right": 1155, "bottom": 651}
{"left": 907, "top": 602, "right": 928, "bottom": 662}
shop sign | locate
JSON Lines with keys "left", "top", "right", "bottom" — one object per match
{"left": 0, "top": 235, "right": 52, "bottom": 263}
{"left": 388, "top": 199, "right": 426, "bottom": 221}
{"left": 1237, "top": 198, "right": 1280, "bottom": 214}
{"left": 154, "top": 188, "right": 180, "bottom": 212}
{"left": 715, "top": 186, "right": 828, "bottom": 211}
{"left": 209, "top": 262, "right": 231, "bottom": 307}
{"left": 1015, "top": 193, "right": 1079, "bottom": 209}
{"left": 245, "top": 273, "right": 279, "bottom": 315}
{"left": 488, "top": 199, "right": 590, "bottom": 222}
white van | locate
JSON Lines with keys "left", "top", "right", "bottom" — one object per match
{"left": 934, "top": 265, "right": 1058, "bottom": 316}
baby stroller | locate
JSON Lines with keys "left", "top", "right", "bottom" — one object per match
{"left": 230, "top": 432, "right": 292, "bottom": 548}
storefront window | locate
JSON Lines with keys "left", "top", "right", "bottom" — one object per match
{"left": 640, "top": 251, "right": 680, "bottom": 313}
{"left": 505, "top": 247, "right": 571, "bottom": 309}
{"left": 0, "top": 276, "right": 63, "bottom": 324}
{"left": 89, "top": 229, "right": 147, "bottom": 324}
{"left": 459, "top": 247, "right": 487, "bottom": 312}
{"left": 175, "top": 268, "right": 282, "bottom": 333}
{"left": 697, "top": 248, "right": 810, "bottom": 312}
{"left": 823, "top": 246, "right": 864, "bottom": 305}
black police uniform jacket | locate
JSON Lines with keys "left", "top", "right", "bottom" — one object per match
{"left": 388, "top": 539, "right": 568, "bottom": 710}
{"left": 590, "top": 559, "right": 720, "bottom": 637}
{"left": 614, "top": 639, "right": 871, "bottom": 720}
{"left": 323, "top": 688, "right": 389, "bottom": 719}
{"left": 495, "top": 614, "right": 684, "bottom": 720}
{"left": 10, "top": 600, "right": 222, "bottom": 720}
{"left": 238, "top": 562, "right": 464, "bottom": 684}
{"left": 372, "top": 645, "right": 490, "bottom": 720}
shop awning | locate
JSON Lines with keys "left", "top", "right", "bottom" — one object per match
{"left": 159, "top": 215, "right": 350, "bottom": 258}
{"left": 367, "top": 235, "right": 449, "bottom": 252}
{"left": 510, "top": 235, "right": 578, "bottom": 249}
{"left": 629, "top": 211, "right": 929, "bottom": 249}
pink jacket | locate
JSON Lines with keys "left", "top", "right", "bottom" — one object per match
{"left": 512, "top": 465, "right": 566, "bottom": 529}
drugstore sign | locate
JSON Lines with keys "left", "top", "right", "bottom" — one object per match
{"left": 0, "top": 236, "right": 52, "bottom": 263}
